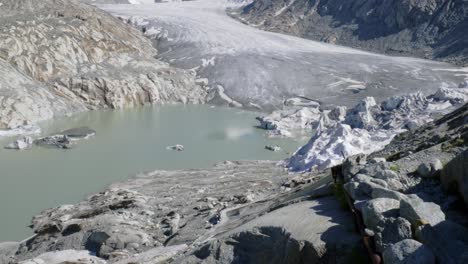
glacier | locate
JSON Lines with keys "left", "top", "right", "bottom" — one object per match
{"left": 97, "top": 0, "right": 467, "bottom": 110}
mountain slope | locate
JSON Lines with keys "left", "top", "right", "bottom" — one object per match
{"left": 0, "top": 0, "right": 205, "bottom": 132}
{"left": 238, "top": 0, "right": 468, "bottom": 66}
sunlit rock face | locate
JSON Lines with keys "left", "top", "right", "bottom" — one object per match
{"left": 0, "top": 0, "right": 205, "bottom": 131}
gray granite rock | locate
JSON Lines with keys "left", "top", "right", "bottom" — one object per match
{"left": 343, "top": 182, "right": 362, "bottom": 200}
{"left": 175, "top": 196, "right": 361, "bottom": 264}
{"left": 416, "top": 220, "right": 468, "bottom": 264}
{"left": 352, "top": 174, "right": 388, "bottom": 189}
{"left": 400, "top": 195, "right": 445, "bottom": 227}
{"left": 383, "top": 239, "right": 435, "bottom": 264}
{"left": 341, "top": 154, "right": 367, "bottom": 181}
{"left": 441, "top": 150, "right": 468, "bottom": 204}
{"left": 361, "top": 198, "right": 400, "bottom": 231}
{"left": 375, "top": 217, "right": 412, "bottom": 253}
{"left": 371, "top": 187, "right": 407, "bottom": 201}
{"left": 375, "top": 169, "right": 399, "bottom": 180}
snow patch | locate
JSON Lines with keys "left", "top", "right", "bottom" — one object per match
{"left": 201, "top": 56, "right": 216, "bottom": 67}
{"left": 284, "top": 86, "right": 468, "bottom": 172}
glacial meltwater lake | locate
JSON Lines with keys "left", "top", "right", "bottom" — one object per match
{"left": 0, "top": 105, "right": 304, "bottom": 241}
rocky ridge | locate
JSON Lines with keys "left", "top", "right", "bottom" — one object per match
{"left": 0, "top": 0, "right": 206, "bottom": 134}
{"left": 334, "top": 101, "right": 468, "bottom": 263}
{"left": 236, "top": 0, "right": 468, "bottom": 66}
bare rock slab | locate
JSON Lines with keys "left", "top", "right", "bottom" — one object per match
{"left": 177, "top": 197, "right": 361, "bottom": 264}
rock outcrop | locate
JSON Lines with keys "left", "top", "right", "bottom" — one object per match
{"left": 441, "top": 149, "right": 468, "bottom": 204}
{"left": 335, "top": 101, "right": 468, "bottom": 263}
{"left": 237, "top": 0, "right": 468, "bottom": 66}
{"left": 383, "top": 239, "right": 435, "bottom": 264}
{"left": 0, "top": 0, "right": 205, "bottom": 133}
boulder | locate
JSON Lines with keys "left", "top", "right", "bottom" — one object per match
{"left": 371, "top": 187, "right": 407, "bottom": 201}
{"left": 343, "top": 182, "right": 362, "bottom": 200}
{"left": 386, "top": 179, "right": 404, "bottom": 191}
{"left": 357, "top": 162, "right": 387, "bottom": 179}
{"left": 374, "top": 169, "right": 404, "bottom": 190}
{"left": 97, "top": 228, "right": 152, "bottom": 258}
{"left": 374, "top": 217, "right": 412, "bottom": 253}
{"left": 400, "top": 195, "right": 445, "bottom": 227}
{"left": 341, "top": 154, "right": 367, "bottom": 181}
{"left": 382, "top": 239, "right": 435, "bottom": 264}
{"left": 361, "top": 198, "right": 400, "bottom": 231}
{"left": 352, "top": 174, "right": 388, "bottom": 188}
{"left": 345, "top": 176, "right": 389, "bottom": 201}
{"left": 441, "top": 150, "right": 468, "bottom": 204}
{"left": 375, "top": 169, "right": 399, "bottom": 180}
{"left": 416, "top": 220, "right": 468, "bottom": 264}
{"left": 417, "top": 159, "right": 443, "bottom": 178}
{"left": 4, "top": 136, "right": 34, "bottom": 150}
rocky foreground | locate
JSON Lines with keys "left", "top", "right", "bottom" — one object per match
{"left": 0, "top": 161, "right": 361, "bottom": 263}
{"left": 1, "top": 103, "right": 467, "bottom": 263}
